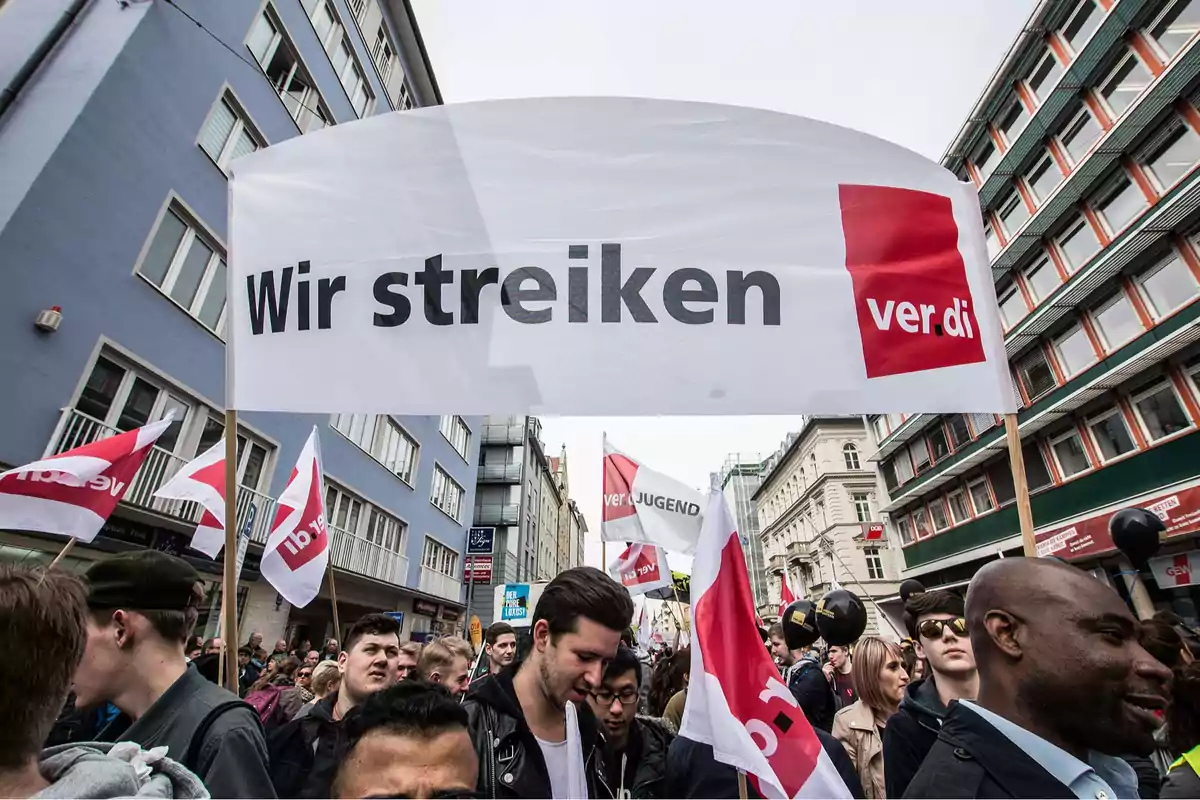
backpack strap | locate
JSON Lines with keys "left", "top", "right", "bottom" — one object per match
{"left": 183, "top": 700, "right": 263, "bottom": 773}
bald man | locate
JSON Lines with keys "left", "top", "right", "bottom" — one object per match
{"left": 904, "top": 558, "right": 1171, "bottom": 799}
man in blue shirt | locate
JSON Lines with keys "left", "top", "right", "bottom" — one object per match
{"left": 905, "top": 557, "right": 1171, "bottom": 799}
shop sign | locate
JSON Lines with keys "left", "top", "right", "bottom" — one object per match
{"left": 863, "top": 523, "right": 885, "bottom": 540}
{"left": 465, "top": 555, "right": 493, "bottom": 583}
{"left": 467, "top": 527, "right": 496, "bottom": 555}
{"left": 1034, "top": 483, "right": 1200, "bottom": 561}
{"left": 413, "top": 599, "right": 440, "bottom": 617}
{"left": 1150, "top": 552, "right": 1200, "bottom": 588}
{"left": 441, "top": 607, "right": 462, "bottom": 623}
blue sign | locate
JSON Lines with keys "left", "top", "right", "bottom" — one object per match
{"left": 384, "top": 611, "right": 405, "bottom": 628}
{"left": 500, "top": 584, "right": 531, "bottom": 622}
{"left": 467, "top": 527, "right": 496, "bottom": 555}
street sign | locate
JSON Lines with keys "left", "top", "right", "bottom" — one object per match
{"left": 863, "top": 522, "right": 885, "bottom": 540}
{"left": 467, "top": 527, "right": 496, "bottom": 555}
{"left": 384, "top": 611, "right": 405, "bottom": 627}
{"left": 233, "top": 503, "right": 256, "bottom": 584}
{"left": 465, "top": 555, "right": 493, "bottom": 583}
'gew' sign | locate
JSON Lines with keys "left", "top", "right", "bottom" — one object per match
{"left": 228, "top": 98, "right": 1014, "bottom": 415}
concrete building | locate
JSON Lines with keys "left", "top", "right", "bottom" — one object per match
{"left": 870, "top": 0, "right": 1200, "bottom": 626}
{"left": 716, "top": 454, "right": 771, "bottom": 614}
{"left": 754, "top": 417, "right": 900, "bottom": 638}
{"left": 0, "top": 0, "right": 479, "bottom": 647}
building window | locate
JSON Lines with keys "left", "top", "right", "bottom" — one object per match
{"left": 1136, "top": 252, "right": 1200, "bottom": 318}
{"left": 1055, "top": 215, "right": 1102, "bottom": 272}
{"left": 330, "top": 413, "right": 419, "bottom": 484}
{"left": 198, "top": 93, "right": 261, "bottom": 173}
{"left": 1143, "top": 118, "right": 1200, "bottom": 191}
{"left": 347, "top": 0, "right": 367, "bottom": 20}
{"left": 998, "top": 188, "right": 1032, "bottom": 237}
{"left": 1132, "top": 380, "right": 1193, "bottom": 441}
{"left": 439, "top": 416, "right": 471, "bottom": 460}
{"left": 396, "top": 79, "right": 414, "bottom": 111}
{"left": 248, "top": 6, "right": 330, "bottom": 133}
{"left": 363, "top": 507, "right": 405, "bottom": 552}
{"left": 973, "top": 138, "right": 1000, "bottom": 182}
{"left": 987, "top": 460, "right": 1017, "bottom": 505}
{"left": 1053, "top": 324, "right": 1099, "bottom": 377}
{"left": 1062, "top": 0, "right": 1103, "bottom": 54}
{"left": 430, "top": 465, "right": 465, "bottom": 522}
{"left": 910, "top": 438, "right": 932, "bottom": 475}
{"left": 881, "top": 459, "right": 899, "bottom": 492}
{"left": 310, "top": 0, "right": 376, "bottom": 120}
{"left": 852, "top": 493, "right": 871, "bottom": 523}
{"left": 999, "top": 283, "right": 1029, "bottom": 330}
{"left": 948, "top": 488, "right": 972, "bottom": 523}
{"left": 997, "top": 96, "right": 1031, "bottom": 147}
{"left": 968, "top": 477, "right": 995, "bottom": 515}
{"left": 947, "top": 414, "right": 972, "bottom": 448}
{"left": 1058, "top": 104, "right": 1103, "bottom": 166}
{"left": 843, "top": 443, "right": 860, "bottom": 470}
{"left": 1027, "top": 48, "right": 1065, "bottom": 104}
{"left": 1088, "top": 407, "right": 1137, "bottom": 462}
{"left": 1100, "top": 50, "right": 1154, "bottom": 119}
{"left": 1026, "top": 153, "right": 1065, "bottom": 206}
{"left": 422, "top": 537, "right": 460, "bottom": 577}
{"left": 1016, "top": 347, "right": 1057, "bottom": 402}
{"left": 864, "top": 547, "right": 884, "bottom": 580}
{"left": 1092, "top": 174, "right": 1148, "bottom": 235}
{"left": 896, "top": 516, "right": 914, "bottom": 545}
{"left": 984, "top": 220, "right": 1002, "bottom": 260}
{"left": 894, "top": 451, "right": 915, "bottom": 484}
{"left": 928, "top": 425, "right": 951, "bottom": 461}
{"left": 137, "top": 203, "right": 227, "bottom": 336}
{"left": 911, "top": 507, "right": 932, "bottom": 539}
{"left": 1089, "top": 291, "right": 1141, "bottom": 351}
{"left": 1050, "top": 428, "right": 1092, "bottom": 477}
{"left": 1146, "top": 0, "right": 1199, "bottom": 60}
{"left": 372, "top": 27, "right": 394, "bottom": 83}
{"left": 326, "top": 483, "right": 364, "bottom": 533}
{"left": 1024, "top": 442, "right": 1055, "bottom": 491}
{"left": 871, "top": 416, "right": 888, "bottom": 444}
{"left": 1025, "top": 254, "right": 1063, "bottom": 303}
{"left": 928, "top": 500, "right": 950, "bottom": 532}
{"left": 969, "top": 413, "right": 999, "bottom": 436}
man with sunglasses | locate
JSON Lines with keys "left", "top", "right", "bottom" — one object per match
{"left": 586, "top": 645, "right": 674, "bottom": 798}
{"left": 883, "top": 589, "right": 978, "bottom": 799}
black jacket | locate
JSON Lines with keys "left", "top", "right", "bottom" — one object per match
{"left": 265, "top": 692, "right": 349, "bottom": 799}
{"left": 787, "top": 658, "right": 835, "bottom": 733}
{"left": 664, "top": 731, "right": 864, "bottom": 799}
{"left": 605, "top": 717, "right": 674, "bottom": 799}
{"left": 463, "top": 669, "right": 613, "bottom": 798}
{"left": 885, "top": 676, "right": 949, "bottom": 799}
{"left": 903, "top": 702, "right": 1074, "bottom": 799}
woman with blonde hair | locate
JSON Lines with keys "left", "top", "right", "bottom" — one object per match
{"left": 293, "top": 660, "right": 342, "bottom": 720}
{"left": 832, "top": 637, "right": 909, "bottom": 800}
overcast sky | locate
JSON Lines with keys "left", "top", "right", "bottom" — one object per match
{"left": 411, "top": 0, "right": 1037, "bottom": 571}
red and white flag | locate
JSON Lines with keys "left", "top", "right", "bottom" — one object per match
{"left": 153, "top": 440, "right": 227, "bottom": 558}
{"left": 609, "top": 542, "right": 673, "bottom": 596}
{"left": 779, "top": 570, "right": 796, "bottom": 618}
{"left": 602, "top": 436, "right": 704, "bottom": 555}
{"left": 0, "top": 417, "right": 175, "bottom": 544}
{"left": 261, "top": 427, "right": 328, "bottom": 607}
{"left": 681, "top": 488, "right": 850, "bottom": 799}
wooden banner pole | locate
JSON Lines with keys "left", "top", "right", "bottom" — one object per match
{"left": 327, "top": 561, "right": 342, "bottom": 645}
{"left": 737, "top": 769, "right": 748, "bottom": 800}
{"left": 47, "top": 537, "right": 77, "bottom": 569}
{"left": 671, "top": 581, "right": 690, "bottom": 634}
{"left": 1004, "top": 414, "right": 1037, "bottom": 557}
{"left": 220, "top": 410, "right": 240, "bottom": 694}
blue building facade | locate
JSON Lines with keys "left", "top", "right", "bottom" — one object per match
{"left": 0, "top": 0, "right": 478, "bottom": 645}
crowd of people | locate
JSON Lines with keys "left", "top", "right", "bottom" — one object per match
{"left": 4, "top": 548, "right": 1200, "bottom": 798}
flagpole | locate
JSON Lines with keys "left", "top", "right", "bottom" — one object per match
{"left": 823, "top": 533, "right": 903, "bottom": 639}
{"left": 1004, "top": 414, "right": 1036, "bottom": 557}
{"left": 47, "top": 537, "right": 76, "bottom": 569}
{"left": 221, "top": 410, "right": 240, "bottom": 694}
{"left": 327, "top": 561, "right": 342, "bottom": 645}
{"left": 671, "top": 581, "right": 690, "bottom": 634}
{"left": 737, "top": 770, "right": 748, "bottom": 800}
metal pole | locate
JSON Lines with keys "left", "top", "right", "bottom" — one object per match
{"left": 464, "top": 554, "right": 474, "bottom": 641}
{"left": 823, "top": 533, "right": 904, "bottom": 639}
{"left": 221, "top": 412, "right": 239, "bottom": 694}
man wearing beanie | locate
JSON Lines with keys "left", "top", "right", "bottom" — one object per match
{"left": 74, "top": 550, "right": 275, "bottom": 798}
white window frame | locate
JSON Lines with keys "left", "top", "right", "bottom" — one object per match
{"left": 135, "top": 200, "right": 228, "bottom": 338}
{"left": 996, "top": 94, "right": 1031, "bottom": 147}
{"left": 197, "top": 90, "right": 264, "bottom": 175}
{"left": 997, "top": 187, "right": 1032, "bottom": 237}
{"left": 998, "top": 283, "right": 1029, "bottom": 330}
{"left": 1089, "top": 290, "right": 1143, "bottom": 351}
{"left": 972, "top": 137, "right": 1000, "bottom": 183}
{"left": 1142, "top": 117, "right": 1200, "bottom": 193}
{"left": 330, "top": 413, "right": 420, "bottom": 485}
{"left": 909, "top": 437, "right": 931, "bottom": 474}
{"left": 1056, "top": 104, "right": 1103, "bottom": 167}
{"left": 1061, "top": 0, "right": 1104, "bottom": 56}
{"left": 1092, "top": 172, "right": 1149, "bottom": 237}
{"left": 1025, "top": 151, "right": 1065, "bottom": 206}
{"left": 1052, "top": 323, "right": 1099, "bottom": 378}
{"left": 852, "top": 492, "right": 871, "bottom": 523}
{"left": 968, "top": 476, "right": 995, "bottom": 515}
{"left": 1144, "top": 0, "right": 1200, "bottom": 62}
{"left": 439, "top": 415, "right": 471, "bottom": 461}
{"left": 1025, "top": 47, "right": 1065, "bottom": 104}
{"left": 864, "top": 547, "right": 884, "bottom": 580}
{"left": 372, "top": 26, "right": 394, "bottom": 83}
{"left": 326, "top": 482, "right": 366, "bottom": 535}
{"left": 927, "top": 498, "right": 951, "bottom": 532}
{"left": 895, "top": 515, "right": 914, "bottom": 546}
{"left": 430, "top": 464, "right": 465, "bottom": 522}
{"left": 843, "top": 443, "right": 861, "bottom": 470}
{"left": 947, "top": 488, "right": 972, "bottom": 524}
{"left": 422, "top": 536, "right": 460, "bottom": 577}
{"left": 1086, "top": 406, "right": 1138, "bottom": 463}
{"left": 1054, "top": 214, "right": 1103, "bottom": 273}
{"left": 1130, "top": 378, "right": 1195, "bottom": 442}
{"left": 1135, "top": 249, "right": 1200, "bottom": 319}
{"left": 1024, "top": 253, "right": 1063, "bottom": 304}
{"left": 911, "top": 507, "right": 932, "bottom": 540}
{"left": 248, "top": 4, "right": 331, "bottom": 134}
{"left": 1098, "top": 47, "right": 1154, "bottom": 121}
{"left": 1049, "top": 427, "right": 1093, "bottom": 478}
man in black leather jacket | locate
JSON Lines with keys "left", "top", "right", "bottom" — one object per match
{"left": 463, "top": 567, "right": 634, "bottom": 798}
{"left": 587, "top": 645, "right": 673, "bottom": 798}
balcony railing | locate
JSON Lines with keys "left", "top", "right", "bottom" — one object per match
{"left": 786, "top": 540, "right": 817, "bottom": 562}
{"left": 767, "top": 553, "right": 786, "bottom": 573}
{"left": 478, "top": 463, "right": 522, "bottom": 483}
{"left": 419, "top": 567, "right": 463, "bottom": 602}
{"left": 48, "top": 409, "right": 276, "bottom": 546}
{"left": 481, "top": 424, "right": 524, "bottom": 445}
{"left": 474, "top": 503, "right": 520, "bottom": 526}
{"left": 329, "top": 524, "right": 410, "bottom": 587}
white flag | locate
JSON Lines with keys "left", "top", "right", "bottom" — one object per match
{"left": 0, "top": 417, "right": 174, "bottom": 544}
{"left": 609, "top": 542, "right": 673, "bottom": 596}
{"left": 260, "top": 427, "right": 328, "bottom": 607}
{"left": 153, "top": 439, "right": 227, "bottom": 558}
{"left": 602, "top": 436, "right": 704, "bottom": 555}
{"left": 681, "top": 488, "right": 850, "bottom": 798}
{"left": 636, "top": 603, "right": 652, "bottom": 652}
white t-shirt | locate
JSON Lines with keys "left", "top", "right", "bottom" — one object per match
{"left": 535, "top": 736, "right": 572, "bottom": 799}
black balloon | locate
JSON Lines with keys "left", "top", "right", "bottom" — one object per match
{"left": 815, "top": 589, "right": 868, "bottom": 647}
{"left": 781, "top": 599, "right": 820, "bottom": 650}
{"left": 1110, "top": 507, "right": 1165, "bottom": 566}
{"left": 899, "top": 579, "right": 926, "bottom": 604}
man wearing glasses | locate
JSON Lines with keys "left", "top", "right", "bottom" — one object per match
{"left": 587, "top": 645, "right": 674, "bottom": 799}
{"left": 883, "top": 589, "right": 978, "bottom": 799}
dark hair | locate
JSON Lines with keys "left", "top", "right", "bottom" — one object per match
{"left": 1142, "top": 619, "right": 1186, "bottom": 669}
{"left": 237, "top": 646, "right": 252, "bottom": 658}
{"left": 533, "top": 567, "right": 634, "bottom": 638}
{"left": 485, "top": 622, "right": 515, "bottom": 646}
{"left": 603, "top": 645, "right": 643, "bottom": 687}
{"left": 277, "top": 655, "right": 302, "bottom": 678}
{"left": 0, "top": 565, "right": 88, "bottom": 768}
{"left": 343, "top": 612, "right": 402, "bottom": 654}
{"left": 767, "top": 623, "right": 785, "bottom": 641}
{"left": 188, "top": 635, "right": 204, "bottom": 653}
{"left": 903, "top": 589, "right": 965, "bottom": 639}
{"left": 1168, "top": 662, "right": 1200, "bottom": 752}
{"left": 648, "top": 646, "right": 690, "bottom": 717}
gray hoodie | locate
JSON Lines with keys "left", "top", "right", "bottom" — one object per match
{"left": 34, "top": 742, "right": 209, "bottom": 799}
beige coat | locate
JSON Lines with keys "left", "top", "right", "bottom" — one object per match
{"left": 832, "top": 700, "right": 886, "bottom": 800}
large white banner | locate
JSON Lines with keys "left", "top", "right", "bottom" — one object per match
{"left": 228, "top": 98, "right": 1014, "bottom": 415}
